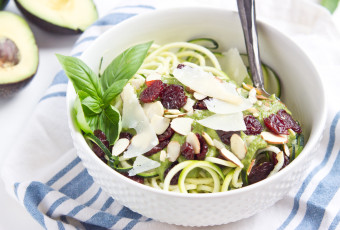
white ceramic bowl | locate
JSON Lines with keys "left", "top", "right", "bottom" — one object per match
{"left": 66, "top": 7, "right": 326, "bottom": 226}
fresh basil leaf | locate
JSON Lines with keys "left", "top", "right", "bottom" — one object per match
{"left": 56, "top": 54, "right": 103, "bottom": 100}
{"left": 321, "top": 0, "right": 339, "bottom": 13}
{"left": 82, "top": 96, "right": 103, "bottom": 114}
{"left": 97, "top": 105, "right": 122, "bottom": 145}
{"left": 86, "top": 115, "right": 100, "bottom": 132}
{"left": 73, "top": 95, "right": 93, "bottom": 134}
{"left": 101, "top": 41, "right": 153, "bottom": 91}
{"left": 77, "top": 91, "right": 100, "bottom": 116}
{"left": 102, "top": 79, "right": 129, "bottom": 106}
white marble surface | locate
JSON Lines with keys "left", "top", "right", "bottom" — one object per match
{"left": 0, "top": 0, "right": 339, "bottom": 229}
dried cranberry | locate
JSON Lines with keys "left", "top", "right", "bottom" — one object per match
{"left": 164, "top": 162, "right": 181, "bottom": 185}
{"left": 161, "top": 84, "right": 187, "bottom": 109}
{"left": 193, "top": 100, "right": 208, "bottom": 110}
{"left": 181, "top": 142, "right": 195, "bottom": 160}
{"left": 248, "top": 162, "right": 274, "bottom": 185}
{"left": 122, "top": 173, "right": 144, "bottom": 184}
{"left": 244, "top": 115, "right": 263, "bottom": 135}
{"left": 177, "top": 64, "right": 186, "bottom": 69}
{"left": 92, "top": 130, "right": 109, "bottom": 163}
{"left": 196, "top": 133, "right": 208, "bottom": 160}
{"left": 216, "top": 130, "right": 240, "bottom": 145}
{"left": 264, "top": 114, "right": 288, "bottom": 135}
{"left": 157, "top": 126, "right": 175, "bottom": 142}
{"left": 277, "top": 109, "right": 302, "bottom": 133}
{"left": 144, "top": 139, "right": 170, "bottom": 156}
{"left": 119, "top": 132, "right": 133, "bottom": 140}
{"left": 140, "top": 80, "right": 164, "bottom": 103}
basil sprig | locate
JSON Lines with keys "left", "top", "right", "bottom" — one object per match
{"left": 321, "top": 0, "right": 339, "bottom": 13}
{"left": 56, "top": 41, "right": 153, "bottom": 145}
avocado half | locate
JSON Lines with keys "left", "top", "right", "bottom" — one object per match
{"left": 14, "top": 0, "right": 98, "bottom": 34}
{"left": 0, "top": 0, "right": 9, "bottom": 10}
{"left": 0, "top": 11, "right": 38, "bottom": 97}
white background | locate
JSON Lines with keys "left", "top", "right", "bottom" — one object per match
{"left": 0, "top": 0, "right": 339, "bottom": 229}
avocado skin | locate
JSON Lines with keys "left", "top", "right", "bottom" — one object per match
{"left": 0, "top": 0, "right": 9, "bottom": 10}
{"left": 14, "top": 0, "right": 83, "bottom": 34}
{"left": 0, "top": 75, "right": 34, "bottom": 98}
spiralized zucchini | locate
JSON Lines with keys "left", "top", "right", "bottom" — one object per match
{"left": 123, "top": 40, "right": 299, "bottom": 193}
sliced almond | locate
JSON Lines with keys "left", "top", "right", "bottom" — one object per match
{"left": 247, "top": 159, "right": 256, "bottom": 175}
{"left": 167, "top": 141, "right": 181, "bottom": 162}
{"left": 202, "top": 132, "right": 214, "bottom": 146}
{"left": 183, "top": 98, "right": 195, "bottom": 112}
{"left": 112, "top": 138, "right": 130, "bottom": 156}
{"left": 220, "top": 148, "right": 244, "bottom": 168}
{"left": 160, "top": 150, "right": 167, "bottom": 162}
{"left": 186, "top": 132, "right": 201, "bottom": 154}
{"left": 247, "top": 107, "right": 259, "bottom": 115}
{"left": 170, "top": 117, "right": 193, "bottom": 136}
{"left": 256, "top": 94, "right": 269, "bottom": 100}
{"left": 261, "top": 131, "right": 288, "bottom": 144}
{"left": 213, "top": 139, "right": 225, "bottom": 150}
{"left": 193, "top": 92, "right": 207, "bottom": 100}
{"left": 230, "top": 134, "right": 247, "bottom": 160}
{"left": 247, "top": 107, "right": 259, "bottom": 117}
{"left": 242, "top": 82, "right": 253, "bottom": 91}
{"left": 164, "top": 113, "right": 186, "bottom": 118}
{"left": 150, "top": 115, "right": 170, "bottom": 135}
{"left": 164, "top": 109, "right": 182, "bottom": 115}
{"left": 143, "top": 101, "right": 164, "bottom": 121}
{"left": 283, "top": 144, "right": 290, "bottom": 157}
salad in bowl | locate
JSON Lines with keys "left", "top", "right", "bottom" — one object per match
{"left": 58, "top": 38, "right": 304, "bottom": 194}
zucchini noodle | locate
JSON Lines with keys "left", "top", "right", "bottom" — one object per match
{"left": 119, "top": 39, "right": 302, "bottom": 193}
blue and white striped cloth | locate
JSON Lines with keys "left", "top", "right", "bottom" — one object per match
{"left": 2, "top": 1, "right": 340, "bottom": 229}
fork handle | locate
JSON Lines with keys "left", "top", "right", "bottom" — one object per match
{"left": 237, "top": 0, "right": 264, "bottom": 89}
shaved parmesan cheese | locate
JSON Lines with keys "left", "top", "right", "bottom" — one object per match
{"left": 197, "top": 112, "right": 246, "bottom": 132}
{"left": 121, "top": 84, "right": 159, "bottom": 158}
{"left": 204, "top": 97, "right": 252, "bottom": 114}
{"left": 128, "top": 155, "right": 161, "bottom": 176}
{"left": 173, "top": 66, "right": 243, "bottom": 104}
{"left": 222, "top": 48, "right": 250, "bottom": 86}
{"left": 183, "top": 98, "right": 195, "bottom": 112}
{"left": 143, "top": 101, "right": 164, "bottom": 121}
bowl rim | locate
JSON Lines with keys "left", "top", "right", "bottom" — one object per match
{"left": 67, "top": 6, "right": 327, "bottom": 198}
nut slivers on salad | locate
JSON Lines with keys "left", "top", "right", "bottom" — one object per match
{"left": 57, "top": 38, "right": 304, "bottom": 193}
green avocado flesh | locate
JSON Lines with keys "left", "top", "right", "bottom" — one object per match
{"left": 15, "top": 0, "right": 98, "bottom": 33}
{"left": 0, "top": 11, "right": 38, "bottom": 97}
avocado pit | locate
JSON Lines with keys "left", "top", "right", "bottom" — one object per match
{"left": 0, "top": 37, "right": 21, "bottom": 69}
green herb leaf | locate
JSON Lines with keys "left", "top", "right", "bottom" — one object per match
{"left": 97, "top": 105, "right": 122, "bottom": 145}
{"left": 56, "top": 54, "right": 103, "bottom": 100}
{"left": 82, "top": 96, "right": 103, "bottom": 114}
{"left": 321, "top": 0, "right": 339, "bottom": 13}
{"left": 102, "top": 79, "right": 129, "bottom": 106}
{"left": 101, "top": 41, "right": 153, "bottom": 91}
{"left": 73, "top": 95, "right": 93, "bottom": 134}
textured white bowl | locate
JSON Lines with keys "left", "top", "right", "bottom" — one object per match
{"left": 66, "top": 7, "right": 326, "bottom": 226}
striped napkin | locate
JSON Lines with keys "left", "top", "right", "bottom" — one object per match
{"left": 2, "top": 0, "right": 340, "bottom": 229}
